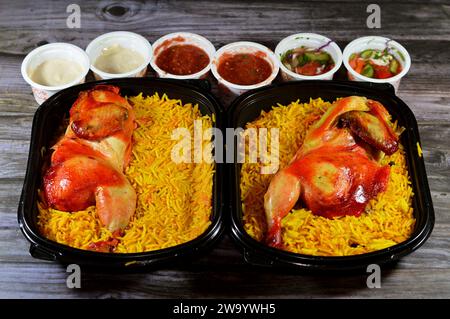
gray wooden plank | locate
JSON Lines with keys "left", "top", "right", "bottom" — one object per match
{"left": 1, "top": 1, "right": 450, "bottom": 55}
{"left": 0, "top": 0, "right": 450, "bottom": 54}
{"left": 0, "top": 260, "right": 449, "bottom": 298}
{"left": 400, "top": 95, "right": 450, "bottom": 123}
{"left": 0, "top": 229, "right": 449, "bottom": 299}
{"left": 0, "top": 93, "right": 37, "bottom": 116}
{"left": 0, "top": 116, "right": 32, "bottom": 140}
{"left": 0, "top": 140, "right": 29, "bottom": 179}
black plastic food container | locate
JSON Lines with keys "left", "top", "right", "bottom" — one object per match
{"left": 18, "top": 77, "right": 224, "bottom": 268}
{"left": 228, "top": 80, "right": 434, "bottom": 271}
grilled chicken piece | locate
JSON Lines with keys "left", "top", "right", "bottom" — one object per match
{"left": 64, "top": 85, "right": 135, "bottom": 171}
{"left": 264, "top": 96, "right": 399, "bottom": 247}
{"left": 43, "top": 85, "right": 136, "bottom": 234}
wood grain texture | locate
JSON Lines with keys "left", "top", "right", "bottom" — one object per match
{"left": 0, "top": 0, "right": 449, "bottom": 299}
{"left": 1, "top": 0, "right": 450, "bottom": 55}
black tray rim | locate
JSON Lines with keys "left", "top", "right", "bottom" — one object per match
{"left": 227, "top": 80, "right": 435, "bottom": 271}
{"left": 18, "top": 77, "right": 225, "bottom": 267}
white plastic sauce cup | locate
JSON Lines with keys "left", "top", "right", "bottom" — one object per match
{"left": 86, "top": 31, "right": 152, "bottom": 80}
{"left": 21, "top": 43, "right": 90, "bottom": 105}
{"left": 343, "top": 36, "right": 411, "bottom": 92}
{"left": 275, "top": 33, "right": 342, "bottom": 81}
{"left": 211, "top": 41, "right": 279, "bottom": 102}
{"left": 150, "top": 32, "right": 216, "bottom": 80}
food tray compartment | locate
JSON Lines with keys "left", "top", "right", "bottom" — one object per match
{"left": 18, "top": 77, "right": 224, "bottom": 268}
{"left": 228, "top": 80, "right": 434, "bottom": 271}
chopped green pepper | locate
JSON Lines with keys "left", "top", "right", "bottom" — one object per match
{"left": 361, "top": 64, "right": 374, "bottom": 77}
{"left": 389, "top": 59, "right": 399, "bottom": 74}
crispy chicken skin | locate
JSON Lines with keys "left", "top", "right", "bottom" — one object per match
{"left": 43, "top": 85, "right": 136, "bottom": 235}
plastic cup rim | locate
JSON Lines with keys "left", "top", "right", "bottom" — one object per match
{"left": 274, "top": 33, "right": 343, "bottom": 80}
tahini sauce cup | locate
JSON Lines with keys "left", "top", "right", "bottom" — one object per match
{"left": 86, "top": 31, "right": 152, "bottom": 80}
{"left": 21, "top": 43, "right": 90, "bottom": 105}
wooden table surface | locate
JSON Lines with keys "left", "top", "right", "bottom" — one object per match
{"left": 1, "top": 0, "right": 449, "bottom": 299}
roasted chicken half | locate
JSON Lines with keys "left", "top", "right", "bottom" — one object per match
{"left": 43, "top": 85, "right": 137, "bottom": 239}
{"left": 264, "top": 96, "right": 400, "bottom": 247}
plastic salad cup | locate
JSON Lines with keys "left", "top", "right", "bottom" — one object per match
{"left": 343, "top": 36, "right": 411, "bottom": 92}
{"left": 274, "top": 33, "right": 342, "bottom": 81}
{"left": 150, "top": 32, "right": 216, "bottom": 80}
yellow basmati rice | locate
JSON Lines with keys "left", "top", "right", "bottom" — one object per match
{"left": 38, "top": 93, "right": 214, "bottom": 253}
{"left": 417, "top": 142, "right": 423, "bottom": 157}
{"left": 240, "top": 98, "right": 415, "bottom": 256}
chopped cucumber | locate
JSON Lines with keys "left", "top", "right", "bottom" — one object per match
{"left": 316, "top": 52, "right": 331, "bottom": 63}
{"left": 349, "top": 53, "right": 357, "bottom": 61}
{"left": 389, "top": 59, "right": 399, "bottom": 74}
{"left": 296, "top": 54, "right": 305, "bottom": 66}
{"left": 360, "top": 49, "right": 374, "bottom": 59}
{"left": 304, "top": 52, "right": 330, "bottom": 64}
{"left": 362, "top": 64, "right": 374, "bottom": 77}
{"left": 300, "top": 53, "right": 310, "bottom": 66}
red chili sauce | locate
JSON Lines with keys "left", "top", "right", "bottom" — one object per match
{"left": 217, "top": 53, "right": 272, "bottom": 85}
{"left": 155, "top": 44, "right": 210, "bottom": 75}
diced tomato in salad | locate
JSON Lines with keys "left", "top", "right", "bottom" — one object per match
{"left": 281, "top": 46, "right": 335, "bottom": 76}
{"left": 349, "top": 57, "right": 366, "bottom": 74}
{"left": 372, "top": 64, "right": 393, "bottom": 79}
{"left": 295, "top": 61, "right": 320, "bottom": 76}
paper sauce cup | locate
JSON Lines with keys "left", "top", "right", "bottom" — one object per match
{"left": 86, "top": 31, "right": 152, "bottom": 80}
{"left": 211, "top": 41, "right": 279, "bottom": 103}
{"left": 21, "top": 43, "right": 90, "bottom": 105}
{"left": 150, "top": 32, "right": 216, "bottom": 79}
